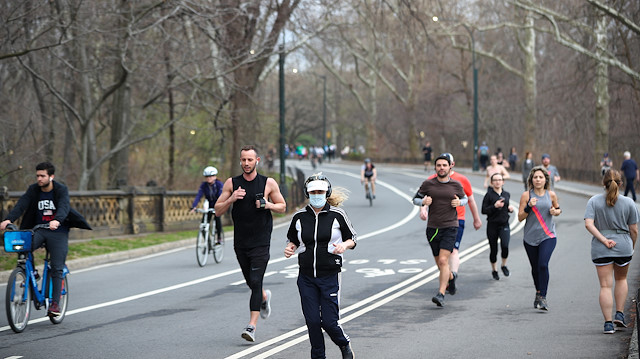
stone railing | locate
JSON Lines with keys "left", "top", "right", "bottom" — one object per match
{"left": 0, "top": 168, "right": 308, "bottom": 240}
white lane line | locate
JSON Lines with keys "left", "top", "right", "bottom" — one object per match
{"left": 226, "top": 236, "right": 501, "bottom": 359}
{"left": 0, "top": 174, "right": 417, "bottom": 333}
{"left": 226, "top": 190, "right": 525, "bottom": 359}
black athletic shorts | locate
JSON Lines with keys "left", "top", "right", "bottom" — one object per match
{"left": 593, "top": 256, "right": 632, "bottom": 266}
{"left": 426, "top": 227, "right": 458, "bottom": 257}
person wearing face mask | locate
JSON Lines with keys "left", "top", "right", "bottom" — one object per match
{"left": 284, "top": 173, "right": 357, "bottom": 359}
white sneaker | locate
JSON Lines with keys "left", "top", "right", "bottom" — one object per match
{"left": 242, "top": 325, "right": 256, "bottom": 342}
{"left": 260, "top": 289, "right": 272, "bottom": 319}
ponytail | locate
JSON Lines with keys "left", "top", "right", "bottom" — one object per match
{"left": 603, "top": 169, "right": 622, "bottom": 207}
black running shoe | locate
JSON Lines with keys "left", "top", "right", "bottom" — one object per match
{"left": 340, "top": 343, "right": 355, "bottom": 359}
{"left": 447, "top": 272, "right": 458, "bottom": 295}
{"left": 432, "top": 292, "right": 445, "bottom": 307}
{"left": 492, "top": 271, "right": 499, "bottom": 280}
{"left": 501, "top": 266, "right": 510, "bottom": 277}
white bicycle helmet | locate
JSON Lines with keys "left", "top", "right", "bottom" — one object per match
{"left": 203, "top": 166, "right": 218, "bottom": 176}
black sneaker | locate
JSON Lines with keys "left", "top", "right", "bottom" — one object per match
{"left": 492, "top": 271, "right": 499, "bottom": 280}
{"left": 533, "top": 294, "right": 541, "bottom": 309}
{"left": 447, "top": 272, "right": 458, "bottom": 295}
{"left": 501, "top": 266, "right": 510, "bottom": 277}
{"left": 48, "top": 302, "right": 61, "bottom": 318}
{"left": 340, "top": 343, "right": 355, "bottom": 359}
{"left": 432, "top": 292, "right": 445, "bottom": 307}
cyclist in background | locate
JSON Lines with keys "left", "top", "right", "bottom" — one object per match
{"left": 361, "top": 158, "right": 377, "bottom": 199}
{"left": 190, "top": 166, "right": 223, "bottom": 243}
{"left": 0, "top": 161, "right": 91, "bottom": 318}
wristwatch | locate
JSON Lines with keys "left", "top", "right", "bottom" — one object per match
{"left": 259, "top": 198, "right": 266, "bottom": 209}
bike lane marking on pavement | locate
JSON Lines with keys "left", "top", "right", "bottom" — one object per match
{"left": 0, "top": 174, "right": 417, "bottom": 333}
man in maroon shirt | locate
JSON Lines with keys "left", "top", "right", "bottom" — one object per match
{"left": 413, "top": 155, "right": 468, "bottom": 307}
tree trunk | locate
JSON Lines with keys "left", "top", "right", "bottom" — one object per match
{"left": 523, "top": 11, "right": 537, "bottom": 153}
{"left": 108, "top": 67, "right": 130, "bottom": 189}
{"left": 594, "top": 12, "right": 610, "bottom": 170}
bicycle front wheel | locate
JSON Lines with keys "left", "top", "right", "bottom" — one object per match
{"left": 196, "top": 228, "right": 209, "bottom": 267}
{"left": 49, "top": 275, "right": 68, "bottom": 324}
{"left": 213, "top": 230, "right": 225, "bottom": 263}
{"left": 5, "top": 267, "right": 31, "bottom": 333}
{"left": 368, "top": 186, "right": 373, "bottom": 207}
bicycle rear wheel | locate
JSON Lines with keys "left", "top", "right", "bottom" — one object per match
{"left": 213, "top": 230, "right": 225, "bottom": 263}
{"left": 5, "top": 267, "right": 31, "bottom": 333}
{"left": 196, "top": 228, "right": 209, "bottom": 267}
{"left": 49, "top": 275, "right": 68, "bottom": 324}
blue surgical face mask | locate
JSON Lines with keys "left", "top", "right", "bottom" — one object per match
{"left": 309, "top": 194, "right": 327, "bottom": 208}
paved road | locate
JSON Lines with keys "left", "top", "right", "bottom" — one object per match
{"left": 1, "top": 161, "right": 638, "bottom": 358}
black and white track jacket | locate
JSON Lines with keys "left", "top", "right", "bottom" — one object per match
{"left": 286, "top": 203, "right": 357, "bottom": 278}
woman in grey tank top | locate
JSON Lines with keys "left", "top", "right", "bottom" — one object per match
{"left": 584, "top": 169, "right": 639, "bottom": 333}
{"left": 518, "top": 166, "right": 562, "bottom": 311}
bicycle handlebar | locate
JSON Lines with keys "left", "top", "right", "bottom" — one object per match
{"left": 4, "top": 223, "right": 50, "bottom": 231}
{"left": 194, "top": 208, "right": 215, "bottom": 214}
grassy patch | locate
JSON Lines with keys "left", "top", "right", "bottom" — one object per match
{"left": 1, "top": 226, "right": 232, "bottom": 272}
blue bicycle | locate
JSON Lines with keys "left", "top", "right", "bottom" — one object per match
{"left": 3, "top": 224, "right": 69, "bottom": 333}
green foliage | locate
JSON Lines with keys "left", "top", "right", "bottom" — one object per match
{"left": 295, "top": 134, "right": 319, "bottom": 148}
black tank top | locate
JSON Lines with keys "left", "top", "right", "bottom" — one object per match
{"left": 231, "top": 173, "right": 273, "bottom": 248}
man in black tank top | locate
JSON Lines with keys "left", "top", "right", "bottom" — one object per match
{"left": 215, "top": 145, "right": 286, "bottom": 342}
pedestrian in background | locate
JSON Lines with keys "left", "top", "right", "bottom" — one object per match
{"left": 478, "top": 142, "right": 490, "bottom": 171}
{"left": 621, "top": 151, "right": 639, "bottom": 202}
{"left": 422, "top": 141, "right": 433, "bottom": 172}
{"left": 518, "top": 166, "right": 562, "bottom": 311}
{"left": 584, "top": 169, "right": 639, "bottom": 334}
{"left": 482, "top": 173, "right": 514, "bottom": 280}
{"left": 600, "top": 153, "right": 613, "bottom": 177}
{"left": 484, "top": 154, "right": 510, "bottom": 188}
{"left": 508, "top": 147, "right": 518, "bottom": 171}
{"left": 285, "top": 174, "right": 356, "bottom": 359}
{"left": 541, "top": 154, "right": 561, "bottom": 190}
{"left": 522, "top": 151, "right": 535, "bottom": 191}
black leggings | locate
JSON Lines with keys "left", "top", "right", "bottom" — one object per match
{"left": 204, "top": 213, "right": 223, "bottom": 238}
{"left": 33, "top": 230, "right": 68, "bottom": 305}
{"left": 486, "top": 222, "right": 510, "bottom": 263}
{"left": 235, "top": 246, "right": 270, "bottom": 311}
{"left": 624, "top": 177, "right": 637, "bottom": 201}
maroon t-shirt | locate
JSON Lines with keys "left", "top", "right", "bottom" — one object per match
{"left": 417, "top": 177, "right": 465, "bottom": 228}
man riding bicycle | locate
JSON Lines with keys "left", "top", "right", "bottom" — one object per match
{"left": 0, "top": 161, "right": 90, "bottom": 318}
{"left": 360, "top": 158, "right": 377, "bottom": 199}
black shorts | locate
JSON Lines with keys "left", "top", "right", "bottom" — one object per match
{"left": 593, "top": 256, "right": 632, "bottom": 266}
{"left": 426, "top": 227, "right": 458, "bottom": 257}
